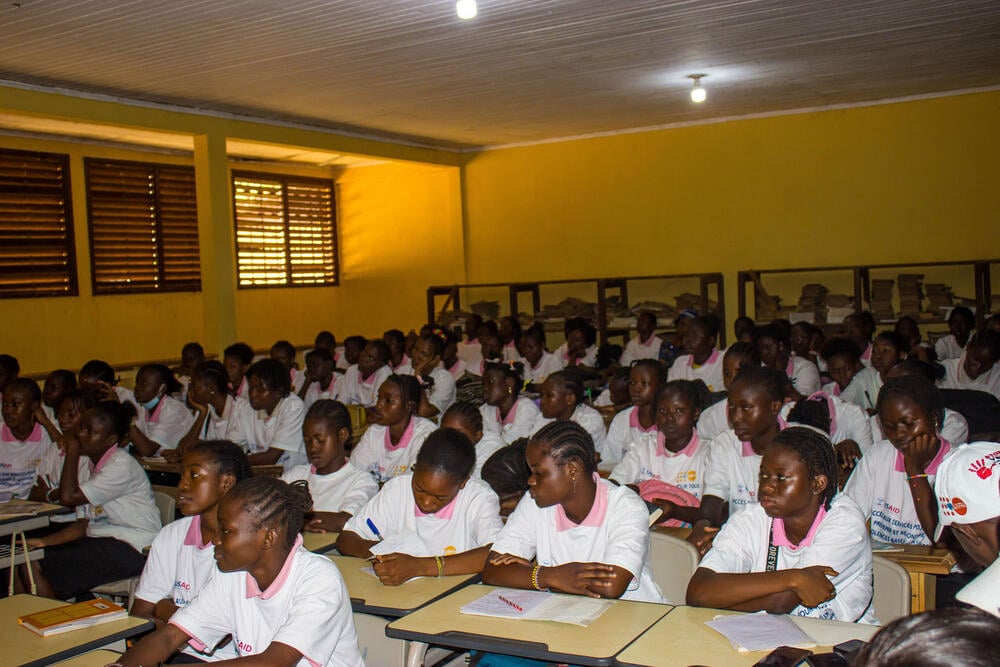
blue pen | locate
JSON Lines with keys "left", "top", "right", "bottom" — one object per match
{"left": 366, "top": 518, "right": 383, "bottom": 541}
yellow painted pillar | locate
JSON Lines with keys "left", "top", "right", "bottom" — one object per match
{"left": 193, "top": 133, "right": 237, "bottom": 354}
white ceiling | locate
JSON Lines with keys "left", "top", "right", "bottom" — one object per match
{"left": 1, "top": 0, "right": 998, "bottom": 150}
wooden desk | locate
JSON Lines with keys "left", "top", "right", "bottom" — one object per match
{"left": 873, "top": 543, "right": 958, "bottom": 613}
{"left": 303, "top": 531, "right": 339, "bottom": 554}
{"left": 50, "top": 649, "right": 121, "bottom": 666}
{"left": 2, "top": 595, "right": 152, "bottom": 667}
{"left": 615, "top": 606, "right": 879, "bottom": 667}
{"left": 0, "top": 501, "right": 71, "bottom": 594}
{"left": 142, "top": 459, "right": 283, "bottom": 478}
{"left": 386, "top": 584, "right": 671, "bottom": 667}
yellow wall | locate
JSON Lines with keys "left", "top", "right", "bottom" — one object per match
{"left": 461, "top": 90, "right": 1000, "bottom": 333}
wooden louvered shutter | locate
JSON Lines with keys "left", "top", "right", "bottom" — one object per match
{"left": 86, "top": 158, "right": 201, "bottom": 294}
{"left": 0, "top": 149, "right": 77, "bottom": 297}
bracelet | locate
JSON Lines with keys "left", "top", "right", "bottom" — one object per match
{"left": 531, "top": 564, "right": 544, "bottom": 591}
{"left": 45, "top": 487, "right": 59, "bottom": 503}
{"left": 435, "top": 555, "right": 444, "bottom": 578}
{"left": 908, "top": 473, "right": 929, "bottom": 481}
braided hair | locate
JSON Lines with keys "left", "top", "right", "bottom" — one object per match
{"left": 442, "top": 401, "right": 484, "bottom": 433}
{"left": 229, "top": 477, "right": 313, "bottom": 549}
{"left": 531, "top": 421, "right": 597, "bottom": 475}
{"left": 770, "top": 426, "right": 838, "bottom": 510}
{"left": 304, "top": 399, "right": 354, "bottom": 450}
{"left": 546, "top": 369, "right": 585, "bottom": 404}
{"left": 186, "top": 440, "right": 253, "bottom": 482}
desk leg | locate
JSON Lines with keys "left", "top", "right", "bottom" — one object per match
{"left": 404, "top": 641, "right": 428, "bottom": 667}
{"left": 909, "top": 572, "right": 937, "bottom": 613}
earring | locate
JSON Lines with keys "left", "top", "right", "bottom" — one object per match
{"left": 572, "top": 475, "right": 577, "bottom": 493}
{"left": 507, "top": 387, "right": 513, "bottom": 395}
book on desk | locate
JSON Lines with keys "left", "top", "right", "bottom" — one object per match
{"left": 18, "top": 599, "right": 127, "bottom": 637}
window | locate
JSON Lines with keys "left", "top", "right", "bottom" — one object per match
{"left": 232, "top": 172, "right": 338, "bottom": 288}
{"left": 0, "top": 148, "right": 77, "bottom": 298}
{"left": 85, "top": 158, "right": 201, "bottom": 294}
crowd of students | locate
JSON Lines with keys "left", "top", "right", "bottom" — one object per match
{"left": 0, "top": 306, "right": 997, "bottom": 665}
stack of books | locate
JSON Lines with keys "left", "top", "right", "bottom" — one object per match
{"left": 871, "top": 279, "right": 896, "bottom": 322}
{"left": 897, "top": 273, "right": 924, "bottom": 317}
{"left": 795, "top": 283, "right": 828, "bottom": 322}
{"left": 924, "top": 283, "right": 953, "bottom": 314}
{"left": 18, "top": 598, "right": 127, "bottom": 637}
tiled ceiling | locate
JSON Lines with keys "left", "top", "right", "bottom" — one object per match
{"left": 1, "top": 0, "right": 998, "bottom": 150}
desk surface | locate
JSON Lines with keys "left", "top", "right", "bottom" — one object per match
{"left": 50, "top": 649, "right": 121, "bottom": 666}
{"left": 386, "top": 584, "right": 671, "bottom": 667}
{"left": 615, "top": 606, "right": 880, "bottom": 667}
{"left": 303, "top": 531, "right": 339, "bottom": 554}
{"left": 141, "top": 459, "right": 283, "bottom": 478}
{"left": 873, "top": 543, "right": 957, "bottom": 575}
{"left": 0, "top": 501, "right": 67, "bottom": 525}
{"left": 330, "top": 555, "right": 478, "bottom": 618}
{"left": 2, "top": 595, "right": 152, "bottom": 667}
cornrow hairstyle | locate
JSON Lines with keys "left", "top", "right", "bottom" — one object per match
{"left": 874, "top": 330, "right": 906, "bottom": 353}
{"left": 770, "top": 426, "right": 838, "bottom": 510}
{"left": 820, "top": 337, "right": 862, "bottom": 365}
{"left": 193, "top": 360, "right": 231, "bottom": 395}
{"left": 8, "top": 377, "right": 41, "bottom": 403}
{"left": 305, "top": 346, "right": 334, "bottom": 364}
{"left": 484, "top": 360, "right": 525, "bottom": 396}
{"left": 368, "top": 339, "right": 391, "bottom": 363}
{"left": 187, "top": 440, "right": 253, "bottom": 482}
{"left": 247, "top": 359, "right": 291, "bottom": 397}
{"left": 418, "top": 331, "right": 445, "bottom": 357}
{"left": 382, "top": 374, "right": 422, "bottom": 411}
{"left": 723, "top": 341, "right": 761, "bottom": 366}
{"left": 304, "top": 399, "right": 354, "bottom": 450}
{"left": 949, "top": 306, "right": 976, "bottom": 329}
{"left": 971, "top": 330, "right": 1000, "bottom": 360}
{"left": 546, "top": 369, "right": 584, "bottom": 404}
{"left": 786, "top": 395, "right": 832, "bottom": 435}
{"left": 657, "top": 379, "right": 710, "bottom": 413}
{"left": 137, "top": 363, "right": 183, "bottom": 395}
{"left": 877, "top": 375, "right": 945, "bottom": 430}
{"left": 92, "top": 400, "right": 138, "bottom": 441}
{"left": 757, "top": 322, "right": 790, "bottom": 347}
{"left": 481, "top": 438, "right": 530, "bottom": 498}
{"left": 417, "top": 428, "right": 476, "bottom": 481}
{"left": 79, "top": 359, "right": 116, "bottom": 385}
{"left": 853, "top": 607, "right": 1000, "bottom": 667}
{"left": 0, "top": 354, "right": 19, "bottom": 375}
{"left": 531, "top": 421, "right": 597, "bottom": 475}
{"left": 732, "top": 365, "right": 787, "bottom": 402}
{"left": 223, "top": 342, "right": 254, "bottom": 366}
{"left": 442, "top": 401, "right": 484, "bottom": 433}
{"left": 314, "top": 330, "right": 336, "bottom": 349}
{"left": 48, "top": 369, "right": 77, "bottom": 391}
{"left": 230, "top": 477, "right": 313, "bottom": 550}
{"left": 270, "top": 339, "right": 297, "bottom": 360}
{"left": 521, "top": 322, "right": 547, "bottom": 347}
{"left": 630, "top": 358, "right": 668, "bottom": 383}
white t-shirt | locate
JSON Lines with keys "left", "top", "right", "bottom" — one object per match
{"left": 822, "top": 380, "right": 842, "bottom": 398}
{"left": 170, "top": 537, "right": 364, "bottom": 667}
{"left": 530, "top": 404, "right": 607, "bottom": 454}
{"left": 290, "top": 368, "right": 306, "bottom": 395}
{"left": 699, "top": 496, "right": 876, "bottom": 623}
{"left": 228, "top": 395, "right": 308, "bottom": 472}
{"left": 610, "top": 432, "right": 709, "bottom": 499}
{"left": 334, "top": 347, "right": 349, "bottom": 372}
{"left": 785, "top": 356, "right": 822, "bottom": 396}
{"left": 202, "top": 395, "right": 252, "bottom": 442}
{"left": 480, "top": 397, "right": 542, "bottom": 445}
{"left": 349, "top": 416, "right": 437, "bottom": 484}
{"left": 0, "top": 422, "right": 54, "bottom": 499}
{"left": 473, "top": 432, "right": 508, "bottom": 479}
{"left": 135, "top": 515, "right": 238, "bottom": 660}
{"left": 457, "top": 340, "right": 484, "bottom": 368}
{"left": 696, "top": 398, "right": 729, "bottom": 442}
{"left": 445, "top": 359, "right": 467, "bottom": 381}
{"left": 502, "top": 342, "right": 523, "bottom": 363}
{"left": 869, "top": 408, "right": 969, "bottom": 447}
{"left": 492, "top": 477, "right": 665, "bottom": 604}
{"left": 668, "top": 349, "right": 725, "bottom": 392}
{"left": 390, "top": 355, "right": 413, "bottom": 376}
{"left": 840, "top": 366, "right": 882, "bottom": 412}
{"left": 844, "top": 438, "right": 952, "bottom": 545}
{"left": 702, "top": 430, "right": 765, "bottom": 515}
{"left": 781, "top": 394, "right": 874, "bottom": 454}
{"left": 424, "top": 366, "right": 457, "bottom": 416}
{"left": 281, "top": 462, "right": 377, "bottom": 516}
{"left": 603, "top": 406, "right": 658, "bottom": 465}
{"left": 339, "top": 365, "right": 391, "bottom": 408}
{"left": 78, "top": 447, "right": 161, "bottom": 552}
{"left": 938, "top": 356, "right": 1000, "bottom": 400}
{"left": 135, "top": 395, "right": 195, "bottom": 452}
{"left": 523, "top": 351, "right": 565, "bottom": 385}
{"left": 302, "top": 377, "right": 343, "bottom": 410}
{"left": 343, "top": 475, "right": 502, "bottom": 556}
{"left": 619, "top": 335, "right": 663, "bottom": 366}
{"left": 934, "top": 334, "right": 966, "bottom": 361}
{"left": 556, "top": 343, "right": 598, "bottom": 368}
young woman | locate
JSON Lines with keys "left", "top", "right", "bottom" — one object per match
{"left": 228, "top": 359, "right": 308, "bottom": 473}
{"left": 440, "top": 401, "right": 507, "bottom": 478}
{"left": 531, "top": 370, "right": 607, "bottom": 454}
{"left": 479, "top": 361, "right": 541, "bottom": 444}
{"left": 603, "top": 360, "right": 665, "bottom": 464}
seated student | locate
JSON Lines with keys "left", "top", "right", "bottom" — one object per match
{"left": 35, "top": 390, "right": 97, "bottom": 503}
{"left": 697, "top": 342, "right": 760, "bottom": 441}
{"left": 480, "top": 361, "right": 542, "bottom": 444}
{"left": 175, "top": 342, "right": 206, "bottom": 403}
{"left": 604, "top": 359, "right": 665, "bottom": 464}
{"left": 339, "top": 340, "right": 393, "bottom": 408}
{"left": 174, "top": 361, "right": 249, "bottom": 458}
{"left": 1, "top": 378, "right": 58, "bottom": 500}
{"left": 36, "top": 387, "right": 96, "bottom": 452}
{"left": 481, "top": 439, "right": 530, "bottom": 518}
{"left": 270, "top": 339, "right": 306, "bottom": 394}
{"left": 757, "top": 323, "right": 822, "bottom": 397}
{"left": 936, "top": 306, "right": 976, "bottom": 361}
{"left": 456, "top": 313, "right": 485, "bottom": 367}
{"left": 442, "top": 328, "right": 468, "bottom": 379}
{"left": 79, "top": 358, "right": 135, "bottom": 406}
{"left": 128, "top": 363, "right": 196, "bottom": 457}
{"left": 659, "top": 309, "right": 697, "bottom": 369}
{"left": 411, "top": 330, "right": 457, "bottom": 419}
{"left": 228, "top": 359, "right": 308, "bottom": 473}
{"left": 312, "top": 330, "right": 347, "bottom": 371}
{"left": 592, "top": 366, "right": 631, "bottom": 409}
{"left": 687, "top": 427, "right": 876, "bottom": 622}
{"left": 466, "top": 327, "right": 503, "bottom": 378}
{"left": 667, "top": 315, "right": 725, "bottom": 392}
{"left": 115, "top": 478, "right": 365, "bottom": 667}
{"left": 734, "top": 316, "right": 757, "bottom": 344}
{"left": 871, "top": 360, "right": 969, "bottom": 446}
{"left": 843, "top": 312, "right": 876, "bottom": 367}
{"left": 23, "top": 401, "right": 161, "bottom": 599}
{"left": 790, "top": 321, "right": 824, "bottom": 370}
{"left": 840, "top": 332, "right": 897, "bottom": 413}
{"left": 937, "top": 331, "right": 1000, "bottom": 401}
{"left": 337, "top": 428, "right": 502, "bottom": 585}
{"left": 855, "top": 607, "right": 1000, "bottom": 667}
{"left": 611, "top": 380, "right": 710, "bottom": 526}
{"left": 350, "top": 374, "right": 436, "bottom": 484}
{"left": 554, "top": 317, "right": 599, "bottom": 371}
{"left": 895, "top": 315, "right": 933, "bottom": 363}
{"left": 531, "top": 370, "right": 607, "bottom": 455}
{"left": 819, "top": 337, "right": 863, "bottom": 398}
{"left": 40, "top": 369, "right": 75, "bottom": 424}
{"left": 519, "top": 324, "right": 565, "bottom": 391}
{"left": 383, "top": 329, "right": 412, "bottom": 375}
{"left": 499, "top": 315, "right": 523, "bottom": 363}
{"left": 222, "top": 342, "right": 254, "bottom": 401}
{"left": 132, "top": 440, "right": 251, "bottom": 661}
{"left": 619, "top": 311, "right": 663, "bottom": 366}
{"left": 785, "top": 392, "right": 873, "bottom": 485}
{"left": 689, "top": 366, "right": 787, "bottom": 556}
{"left": 0, "top": 353, "right": 19, "bottom": 403}
{"left": 337, "top": 334, "right": 366, "bottom": 372}
{"left": 440, "top": 401, "right": 507, "bottom": 478}
{"left": 298, "top": 347, "right": 342, "bottom": 409}
{"left": 845, "top": 375, "right": 953, "bottom": 545}
{"left": 483, "top": 422, "right": 665, "bottom": 603}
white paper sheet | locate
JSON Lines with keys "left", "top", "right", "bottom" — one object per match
{"left": 460, "top": 588, "right": 612, "bottom": 627}
{"left": 705, "top": 612, "right": 816, "bottom": 652}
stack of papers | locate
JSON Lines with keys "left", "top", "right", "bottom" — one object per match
{"left": 705, "top": 612, "right": 816, "bottom": 652}
{"left": 460, "top": 588, "right": 612, "bottom": 627}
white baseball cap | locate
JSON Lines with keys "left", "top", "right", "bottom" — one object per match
{"left": 957, "top": 559, "right": 1000, "bottom": 618}
{"left": 934, "top": 442, "right": 1000, "bottom": 541}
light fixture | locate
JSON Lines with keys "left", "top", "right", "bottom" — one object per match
{"left": 456, "top": 0, "right": 477, "bottom": 19}
{"left": 688, "top": 74, "right": 707, "bottom": 103}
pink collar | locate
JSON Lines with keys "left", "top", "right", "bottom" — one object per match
{"left": 362, "top": 366, "right": 385, "bottom": 385}
{"left": 786, "top": 358, "right": 795, "bottom": 379}
{"left": 639, "top": 334, "right": 657, "bottom": 347}
{"left": 391, "top": 355, "right": 411, "bottom": 372}
{"left": 555, "top": 474, "right": 607, "bottom": 532}
{"left": 656, "top": 431, "right": 699, "bottom": 458}
{"left": 234, "top": 377, "right": 248, "bottom": 398}
{"left": 245, "top": 535, "right": 302, "bottom": 600}
{"left": 772, "top": 507, "right": 828, "bottom": 549}
{"left": 146, "top": 397, "right": 165, "bottom": 424}
{"left": 831, "top": 383, "right": 841, "bottom": 397}
{"left": 628, "top": 406, "right": 656, "bottom": 433}
{"left": 689, "top": 348, "right": 720, "bottom": 369}
{"left": 466, "top": 338, "right": 479, "bottom": 345}
{"left": 384, "top": 417, "right": 416, "bottom": 452}
{"left": 414, "top": 493, "right": 459, "bottom": 519}
{"left": 894, "top": 438, "right": 951, "bottom": 473}
{"left": 93, "top": 445, "right": 118, "bottom": 474}
{"left": 448, "top": 359, "right": 463, "bottom": 374}
{"left": 0, "top": 422, "right": 43, "bottom": 443}
{"left": 861, "top": 343, "right": 872, "bottom": 361}
{"left": 501, "top": 399, "right": 520, "bottom": 426}
{"left": 183, "top": 515, "right": 213, "bottom": 550}
{"left": 741, "top": 419, "right": 788, "bottom": 456}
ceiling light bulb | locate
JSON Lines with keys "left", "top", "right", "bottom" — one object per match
{"left": 456, "top": 0, "right": 477, "bottom": 19}
{"left": 688, "top": 74, "right": 707, "bottom": 103}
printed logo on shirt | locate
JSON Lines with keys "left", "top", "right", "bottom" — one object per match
{"left": 235, "top": 636, "right": 254, "bottom": 655}
{"left": 174, "top": 579, "right": 191, "bottom": 591}
{"left": 687, "top": 470, "right": 697, "bottom": 481}
{"left": 444, "top": 545, "right": 457, "bottom": 556}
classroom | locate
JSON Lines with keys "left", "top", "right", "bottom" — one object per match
{"left": 1, "top": 2, "right": 999, "bottom": 666}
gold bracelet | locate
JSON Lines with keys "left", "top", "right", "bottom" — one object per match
{"left": 435, "top": 555, "right": 444, "bottom": 578}
{"left": 531, "top": 564, "right": 544, "bottom": 591}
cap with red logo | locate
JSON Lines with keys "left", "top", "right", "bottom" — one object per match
{"left": 934, "top": 442, "right": 1000, "bottom": 541}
